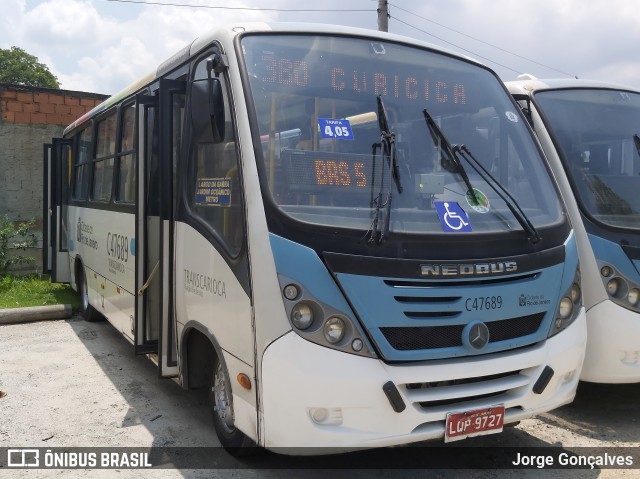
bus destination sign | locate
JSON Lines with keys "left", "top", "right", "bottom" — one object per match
{"left": 195, "top": 178, "right": 231, "bottom": 207}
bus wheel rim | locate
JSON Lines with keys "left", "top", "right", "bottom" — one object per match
{"left": 81, "top": 272, "right": 89, "bottom": 311}
{"left": 213, "top": 362, "right": 235, "bottom": 433}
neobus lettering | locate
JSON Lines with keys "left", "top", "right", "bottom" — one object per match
{"left": 421, "top": 261, "right": 518, "bottom": 276}
{"left": 184, "top": 269, "right": 226, "bottom": 297}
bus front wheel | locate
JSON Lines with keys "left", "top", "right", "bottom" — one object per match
{"left": 209, "top": 358, "right": 256, "bottom": 456}
{"left": 77, "top": 264, "right": 101, "bottom": 322}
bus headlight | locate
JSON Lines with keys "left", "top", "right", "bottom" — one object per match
{"left": 597, "top": 261, "right": 640, "bottom": 312}
{"left": 549, "top": 268, "right": 582, "bottom": 337}
{"left": 628, "top": 288, "right": 640, "bottom": 307}
{"left": 278, "top": 274, "right": 375, "bottom": 358}
{"left": 291, "top": 302, "right": 314, "bottom": 330}
{"left": 323, "top": 317, "right": 346, "bottom": 344}
{"left": 606, "top": 278, "right": 621, "bottom": 297}
{"left": 558, "top": 297, "right": 573, "bottom": 320}
{"left": 283, "top": 283, "right": 300, "bottom": 300}
{"left": 570, "top": 283, "right": 581, "bottom": 304}
{"left": 600, "top": 265, "right": 613, "bottom": 277}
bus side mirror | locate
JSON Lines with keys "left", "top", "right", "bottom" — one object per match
{"left": 512, "top": 93, "right": 533, "bottom": 129}
{"left": 191, "top": 76, "right": 225, "bottom": 143}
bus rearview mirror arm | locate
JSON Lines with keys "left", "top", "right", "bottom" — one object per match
{"left": 512, "top": 93, "right": 533, "bottom": 128}
{"left": 190, "top": 55, "right": 226, "bottom": 143}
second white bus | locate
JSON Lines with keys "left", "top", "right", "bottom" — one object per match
{"left": 508, "top": 76, "right": 640, "bottom": 383}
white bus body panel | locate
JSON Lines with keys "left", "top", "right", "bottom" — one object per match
{"left": 261, "top": 309, "right": 586, "bottom": 450}
{"left": 70, "top": 206, "right": 136, "bottom": 341}
{"left": 174, "top": 222, "right": 254, "bottom": 366}
{"left": 173, "top": 220, "right": 258, "bottom": 439}
{"left": 581, "top": 300, "right": 640, "bottom": 383}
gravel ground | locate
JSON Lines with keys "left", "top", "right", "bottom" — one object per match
{"left": 0, "top": 315, "right": 639, "bottom": 478}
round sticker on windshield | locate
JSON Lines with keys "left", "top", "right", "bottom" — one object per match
{"left": 505, "top": 111, "right": 519, "bottom": 123}
{"left": 466, "top": 188, "right": 490, "bottom": 213}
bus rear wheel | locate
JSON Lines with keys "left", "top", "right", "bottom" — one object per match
{"left": 77, "top": 264, "right": 101, "bottom": 322}
{"left": 209, "top": 358, "right": 256, "bottom": 456}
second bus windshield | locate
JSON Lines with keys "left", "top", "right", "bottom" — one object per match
{"left": 534, "top": 88, "right": 640, "bottom": 230}
{"left": 242, "top": 33, "right": 561, "bottom": 236}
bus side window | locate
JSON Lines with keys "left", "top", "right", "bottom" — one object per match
{"left": 72, "top": 125, "right": 92, "bottom": 200}
{"left": 189, "top": 65, "right": 244, "bottom": 257}
{"left": 91, "top": 111, "right": 117, "bottom": 202}
{"left": 116, "top": 104, "right": 136, "bottom": 203}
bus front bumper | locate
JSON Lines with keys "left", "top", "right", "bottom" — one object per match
{"left": 260, "top": 311, "right": 586, "bottom": 452}
{"left": 581, "top": 299, "right": 640, "bottom": 383}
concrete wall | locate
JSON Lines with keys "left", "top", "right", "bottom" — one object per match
{"left": 0, "top": 83, "right": 108, "bottom": 272}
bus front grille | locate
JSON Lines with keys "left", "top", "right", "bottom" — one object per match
{"left": 380, "top": 313, "right": 545, "bottom": 351}
{"left": 400, "top": 370, "right": 529, "bottom": 412}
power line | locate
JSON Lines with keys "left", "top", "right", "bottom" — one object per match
{"left": 103, "top": 0, "right": 371, "bottom": 12}
{"left": 389, "top": 2, "right": 576, "bottom": 78}
{"left": 389, "top": 14, "right": 522, "bottom": 75}
{"left": 104, "top": 0, "right": 574, "bottom": 78}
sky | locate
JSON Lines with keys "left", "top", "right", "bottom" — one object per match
{"left": 2, "top": 0, "right": 640, "bottom": 95}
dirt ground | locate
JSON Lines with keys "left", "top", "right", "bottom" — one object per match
{"left": 0, "top": 315, "right": 639, "bottom": 478}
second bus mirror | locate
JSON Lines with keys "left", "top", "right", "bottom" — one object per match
{"left": 191, "top": 77, "right": 225, "bottom": 143}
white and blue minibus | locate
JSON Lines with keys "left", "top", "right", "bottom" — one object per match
{"left": 43, "top": 23, "right": 586, "bottom": 454}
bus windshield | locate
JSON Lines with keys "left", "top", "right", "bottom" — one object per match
{"left": 242, "top": 33, "right": 562, "bottom": 236}
{"left": 534, "top": 88, "right": 640, "bottom": 231}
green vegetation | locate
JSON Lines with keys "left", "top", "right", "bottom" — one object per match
{"left": 0, "top": 215, "right": 38, "bottom": 275}
{"left": 0, "top": 216, "right": 79, "bottom": 310}
{"left": 0, "top": 275, "right": 80, "bottom": 310}
{"left": 0, "top": 46, "right": 59, "bottom": 88}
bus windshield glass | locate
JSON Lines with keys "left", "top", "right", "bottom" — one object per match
{"left": 242, "top": 33, "right": 562, "bottom": 235}
{"left": 534, "top": 88, "right": 640, "bottom": 230}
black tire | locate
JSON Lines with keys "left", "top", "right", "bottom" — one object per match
{"left": 209, "top": 358, "right": 257, "bottom": 456}
{"left": 77, "top": 263, "right": 102, "bottom": 322}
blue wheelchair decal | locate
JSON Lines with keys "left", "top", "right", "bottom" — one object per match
{"left": 434, "top": 201, "right": 472, "bottom": 232}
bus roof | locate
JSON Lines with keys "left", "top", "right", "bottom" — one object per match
{"left": 505, "top": 74, "right": 640, "bottom": 96}
{"left": 64, "top": 21, "right": 483, "bottom": 136}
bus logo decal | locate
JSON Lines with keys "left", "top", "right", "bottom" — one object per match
{"left": 76, "top": 218, "right": 99, "bottom": 250}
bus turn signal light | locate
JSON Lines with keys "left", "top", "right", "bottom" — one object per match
{"left": 237, "top": 373, "right": 251, "bottom": 390}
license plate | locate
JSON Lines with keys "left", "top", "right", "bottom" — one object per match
{"left": 444, "top": 404, "right": 505, "bottom": 442}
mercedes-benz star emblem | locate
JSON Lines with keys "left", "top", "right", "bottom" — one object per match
{"left": 465, "top": 321, "right": 490, "bottom": 350}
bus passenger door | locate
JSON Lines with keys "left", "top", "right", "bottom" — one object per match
{"left": 157, "top": 78, "right": 186, "bottom": 377}
{"left": 134, "top": 80, "right": 185, "bottom": 378}
{"left": 134, "top": 94, "right": 160, "bottom": 355}
{"left": 43, "top": 138, "right": 72, "bottom": 283}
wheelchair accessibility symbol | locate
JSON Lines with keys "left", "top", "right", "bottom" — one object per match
{"left": 434, "top": 201, "right": 473, "bottom": 232}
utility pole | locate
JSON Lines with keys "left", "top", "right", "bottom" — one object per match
{"left": 377, "top": 0, "right": 388, "bottom": 32}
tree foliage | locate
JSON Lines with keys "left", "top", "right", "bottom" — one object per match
{"left": 0, "top": 215, "right": 38, "bottom": 276}
{"left": 0, "top": 46, "right": 59, "bottom": 89}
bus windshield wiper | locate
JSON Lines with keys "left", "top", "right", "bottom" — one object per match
{"left": 422, "top": 108, "right": 540, "bottom": 244}
{"left": 378, "top": 96, "right": 403, "bottom": 196}
{"left": 422, "top": 109, "right": 478, "bottom": 204}
{"left": 367, "top": 96, "right": 402, "bottom": 245}
{"left": 633, "top": 134, "right": 640, "bottom": 157}
{"left": 457, "top": 145, "right": 541, "bottom": 244}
